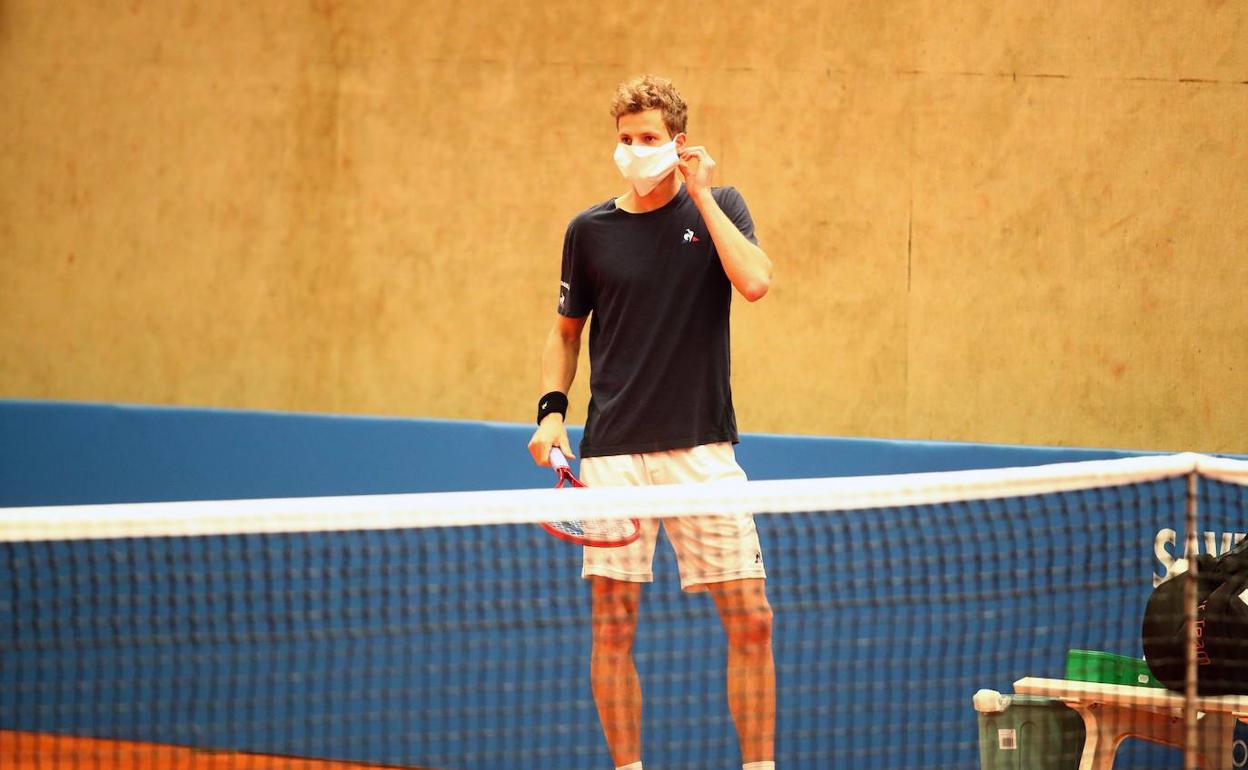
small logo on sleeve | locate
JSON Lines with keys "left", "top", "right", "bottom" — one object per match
{"left": 683, "top": 228, "right": 700, "bottom": 243}
{"left": 559, "top": 281, "right": 570, "bottom": 310}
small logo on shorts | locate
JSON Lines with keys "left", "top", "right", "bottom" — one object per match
{"left": 755, "top": 551, "right": 762, "bottom": 564}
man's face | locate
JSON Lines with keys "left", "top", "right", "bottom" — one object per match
{"left": 616, "top": 109, "right": 685, "bottom": 149}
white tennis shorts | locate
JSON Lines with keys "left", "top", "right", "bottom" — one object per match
{"left": 580, "top": 442, "right": 766, "bottom": 592}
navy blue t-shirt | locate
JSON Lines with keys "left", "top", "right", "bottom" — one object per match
{"left": 558, "top": 186, "right": 757, "bottom": 458}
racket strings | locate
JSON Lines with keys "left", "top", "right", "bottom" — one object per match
{"left": 546, "top": 516, "right": 637, "bottom": 541}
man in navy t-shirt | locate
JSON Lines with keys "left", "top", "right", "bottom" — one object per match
{"left": 528, "top": 75, "right": 776, "bottom": 770}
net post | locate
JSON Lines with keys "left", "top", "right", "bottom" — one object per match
{"left": 1182, "top": 470, "right": 1199, "bottom": 770}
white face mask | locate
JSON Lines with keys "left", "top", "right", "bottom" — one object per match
{"left": 613, "top": 140, "right": 679, "bottom": 197}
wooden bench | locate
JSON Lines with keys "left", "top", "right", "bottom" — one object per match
{"left": 1013, "top": 677, "right": 1248, "bottom": 770}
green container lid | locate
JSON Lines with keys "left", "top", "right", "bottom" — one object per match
{"left": 1065, "top": 649, "right": 1164, "bottom": 688}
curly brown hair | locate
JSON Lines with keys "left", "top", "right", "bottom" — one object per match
{"left": 610, "top": 75, "right": 688, "bottom": 137}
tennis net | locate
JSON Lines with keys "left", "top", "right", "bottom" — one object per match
{"left": 2, "top": 453, "right": 1245, "bottom": 769}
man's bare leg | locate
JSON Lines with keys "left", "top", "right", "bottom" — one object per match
{"left": 708, "top": 577, "right": 776, "bottom": 764}
{"left": 590, "top": 576, "right": 644, "bottom": 767}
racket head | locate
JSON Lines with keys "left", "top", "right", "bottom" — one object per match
{"left": 540, "top": 518, "right": 641, "bottom": 548}
{"left": 542, "top": 446, "right": 640, "bottom": 547}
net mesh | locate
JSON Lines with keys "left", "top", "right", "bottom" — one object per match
{"left": 2, "top": 453, "right": 1245, "bottom": 770}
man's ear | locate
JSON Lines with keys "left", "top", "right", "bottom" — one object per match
{"left": 674, "top": 133, "right": 688, "bottom": 150}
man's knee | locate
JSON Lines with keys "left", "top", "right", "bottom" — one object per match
{"left": 726, "top": 601, "right": 773, "bottom": 650}
{"left": 713, "top": 581, "right": 773, "bottom": 650}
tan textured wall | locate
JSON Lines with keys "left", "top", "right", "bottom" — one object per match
{"left": 1, "top": 2, "right": 1245, "bottom": 452}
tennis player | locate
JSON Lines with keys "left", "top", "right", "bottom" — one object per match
{"left": 528, "top": 75, "right": 776, "bottom": 770}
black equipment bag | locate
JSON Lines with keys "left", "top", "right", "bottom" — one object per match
{"left": 1141, "top": 537, "right": 1248, "bottom": 695}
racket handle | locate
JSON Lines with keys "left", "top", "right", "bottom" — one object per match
{"left": 549, "top": 446, "right": 570, "bottom": 470}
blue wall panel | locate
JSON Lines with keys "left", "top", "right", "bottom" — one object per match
{"left": 0, "top": 399, "right": 1167, "bottom": 507}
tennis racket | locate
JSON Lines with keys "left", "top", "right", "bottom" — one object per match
{"left": 540, "top": 447, "right": 641, "bottom": 547}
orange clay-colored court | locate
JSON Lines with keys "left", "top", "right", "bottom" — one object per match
{"left": 0, "top": 731, "right": 440, "bottom": 770}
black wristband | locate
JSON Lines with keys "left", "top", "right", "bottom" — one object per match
{"left": 536, "top": 391, "right": 569, "bottom": 425}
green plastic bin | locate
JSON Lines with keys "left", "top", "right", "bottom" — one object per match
{"left": 974, "top": 689, "right": 1085, "bottom": 770}
{"left": 1065, "top": 649, "right": 1164, "bottom": 688}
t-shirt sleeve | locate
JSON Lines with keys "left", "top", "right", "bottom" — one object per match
{"left": 558, "top": 218, "right": 594, "bottom": 317}
{"left": 714, "top": 186, "right": 758, "bottom": 245}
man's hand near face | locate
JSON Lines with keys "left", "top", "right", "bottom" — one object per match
{"left": 678, "top": 145, "right": 716, "bottom": 199}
